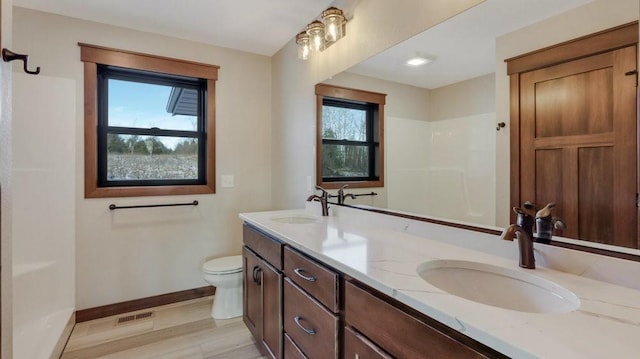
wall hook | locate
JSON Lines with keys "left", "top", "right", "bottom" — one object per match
{"left": 2, "top": 48, "right": 40, "bottom": 75}
{"left": 496, "top": 122, "right": 506, "bottom": 131}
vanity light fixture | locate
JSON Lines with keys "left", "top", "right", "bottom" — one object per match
{"left": 406, "top": 56, "right": 432, "bottom": 67}
{"left": 307, "top": 20, "right": 326, "bottom": 53}
{"left": 296, "top": 7, "right": 347, "bottom": 60}
{"left": 296, "top": 32, "right": 311, "bottom": 60}
{"left": 322, "top": 7, "right": 346, "bottom": 42}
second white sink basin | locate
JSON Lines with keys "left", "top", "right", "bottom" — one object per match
{"left": 416, "top": 260, "right": 579, "bottom": 314}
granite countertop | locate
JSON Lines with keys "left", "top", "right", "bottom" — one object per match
{"left": 239, "top": 206, "right": 640, "bottom": 359}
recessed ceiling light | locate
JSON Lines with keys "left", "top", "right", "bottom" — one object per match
{"left": 406, "top": 57, "right": 431, "bottom": 67}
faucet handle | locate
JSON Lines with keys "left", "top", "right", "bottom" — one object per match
{"left": 314, "top": 185, "right": 329, "bottom": 199}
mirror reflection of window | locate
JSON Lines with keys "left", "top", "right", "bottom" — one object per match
{"left": 315, "top": 84, "right": 386, "bottom": 189}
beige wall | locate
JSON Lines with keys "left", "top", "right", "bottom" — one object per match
{"left": 494, "top": 0, "right": 639, "bottom": 227}
{"left": 428, "top": 73, "right": 495, "bottom": 121}
{"left": 1, "top": 0, "right": 14, "bottom": 356}
{"left": 13, "top": 7, "right": 274, "bottom": 309}
{"left": 270, "top": 0, "right": 485, "bottom": 209}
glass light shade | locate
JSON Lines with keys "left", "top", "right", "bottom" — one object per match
{"left": 296, "top": 32, "right": 310, "bottom": 60}
{"left": 306, "top": 21, "right": 325, "bottom": 53}
{"left": 322, "top": 7, "right": 345, "bottom": 43}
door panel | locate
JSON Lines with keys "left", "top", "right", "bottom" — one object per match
{"left": 519, "top": 45, "right": 637, "bottom": 248}
{"left": 534, "top": 67, "right": 613, "bottom": 137}
{"left": 243, "top": 247, "right": 262, "bottom": 341}
{"left": 262, "top": 261, "right": 282, "bottom": 359}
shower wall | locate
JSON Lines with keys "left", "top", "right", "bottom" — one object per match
{"left": 12, "top": 74, "right": 75, "bottom": 359}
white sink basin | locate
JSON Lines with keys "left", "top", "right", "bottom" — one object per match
{"left": 270, "top": 213, "right": 318, "bottom": 224}
{"left": 416, "top": 260, "right": 579, "bottom": 314}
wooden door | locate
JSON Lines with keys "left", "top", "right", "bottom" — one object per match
{"left": 518, "top": 45, "right": 637, "bottom": 248}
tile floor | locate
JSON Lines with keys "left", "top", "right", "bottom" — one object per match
{"left": 61, "top": 296, "right": 264, "bottom": 359}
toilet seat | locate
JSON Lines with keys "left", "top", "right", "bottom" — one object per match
{"left": 203, "top": 255, "right": 242, "bottom": 274}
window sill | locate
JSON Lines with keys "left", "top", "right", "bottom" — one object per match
{"left": 318, "top": 180, "right": 383, "bottom": 190}
{"left": 85, "top": 184, "right": 215, "bottom": 198}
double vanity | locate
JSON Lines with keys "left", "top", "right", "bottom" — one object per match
{"left": 240, "top": 204, "right": 640, "bottom": 358}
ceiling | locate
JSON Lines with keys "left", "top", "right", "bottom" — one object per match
{"left": 348, "top": 0, "right": 594, "bottom": 89}
{"left": 13, "top": 0, "right": 337, "bottom": 56}
{"left": 14, "top": 0, "right": 594, "bottom": 85}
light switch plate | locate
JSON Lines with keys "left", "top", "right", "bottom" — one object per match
{"left": 221, "top": 175, "right": 234, "bottom": 188}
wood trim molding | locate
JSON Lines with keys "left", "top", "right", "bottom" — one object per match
{"left": 506, "top": 22, "right": 638, "bottom": 75}
{"left": 315, "top": 83, "right": 386, "bottom": 105}
{"left": 76, "top": 286, "right": 215, "bottom": 323}
{"left": 79, "top": 43, "right": 217, "bottom": 198}
{"left": 79, "top": 43, "right": 219, "bottom": 80}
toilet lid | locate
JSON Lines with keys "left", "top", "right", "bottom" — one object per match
{"left": 203, "top": 255, "right": 242, "bottom": 274}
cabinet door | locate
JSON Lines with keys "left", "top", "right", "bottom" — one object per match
{"left": 262, "top": 260, "right": 283, "bottom": 359}
{"left": 243, "top": 247, "right": 262, "bottom": 341}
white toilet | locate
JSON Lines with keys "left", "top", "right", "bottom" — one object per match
{"left": 202, "top": 255, "right": 243, "bottom": 319}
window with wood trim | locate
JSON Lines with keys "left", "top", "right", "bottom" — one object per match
{"left": 315, "top": 84, "right": 386, "bottom": 189}
{"left": 80, "top": 43, "right": 219, "bottom": 198}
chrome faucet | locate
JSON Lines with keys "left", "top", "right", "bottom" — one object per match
{"left": 306, "top": 186, "right": 329, "bottom": 216}
{"left": 336, "top": 184, "right": 356, "bottom": 205}
{"left": 500, "top": 220, "right": 536, "bottom": 269}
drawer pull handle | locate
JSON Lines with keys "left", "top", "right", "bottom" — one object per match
{"left": 293, "top": 316, "right": 316, "bottom": 335}
{"left": 293, "top": 268, "right": 317, "bottom": 282}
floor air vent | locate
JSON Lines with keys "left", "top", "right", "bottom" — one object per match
{"left": 117, "top": 311, "right": 154, "bottom": 324}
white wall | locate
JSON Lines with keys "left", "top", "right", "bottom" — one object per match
{"left": 0, "top": 0, "right": 14, "bottom": 357}
{"left": 271, "top": 0, "right": 485, "bottom": 210}
{"left": 494, "top": 0, "right": 639, "bottom": 227}
{"left": 12, "top": 73, "right": 75, "bottom": 359}
{"left": 425, "top": 112, "right": 496, "bottom": 225}
{"left": 13, "top": 7, "right": 274, "bottom": 309}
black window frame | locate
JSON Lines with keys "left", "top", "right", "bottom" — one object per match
{"left": 96, "top": 65, "right": 208, "bottom": 188}
{"left": 321, "top": 97, "right": 380, "bottom": 182}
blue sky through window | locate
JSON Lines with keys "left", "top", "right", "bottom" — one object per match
{"left": 108, "top": 79, "right": 197, "bottom": 150}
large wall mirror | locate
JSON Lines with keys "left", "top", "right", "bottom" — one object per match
{"left": 319, "top": 0, "right": 640, "bottom": 257}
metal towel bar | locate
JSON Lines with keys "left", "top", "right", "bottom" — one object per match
{"left": 109, "top": 200, "right": 198, "bottom": 210}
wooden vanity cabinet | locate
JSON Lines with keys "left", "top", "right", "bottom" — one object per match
{"left": 344, "top": 280, "right": 508, "bottom": 359}
{"left": 242, "top": 225, "right": 284, "bottom": 359}
{"left": 284, "top": 333, "right": 308, "bottom": 359}
{"left": 243, "top": 223, "right": 508, "bottom": 359}
{"left": 344, "top": 326, "right": 392, "bottom": 359}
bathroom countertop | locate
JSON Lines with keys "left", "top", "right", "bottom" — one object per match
{"left": 240, "top": 206, "right": 640, "bottom": 359}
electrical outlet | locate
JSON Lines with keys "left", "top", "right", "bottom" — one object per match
{"left": 221, "top": 175, "right": 235, "bottom": 188}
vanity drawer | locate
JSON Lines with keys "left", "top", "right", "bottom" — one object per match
{"left": 243, "top": 224, "right": 283, "bottom": 270}
{"left": 284, "top": 246, "right": 339, "bottom": 312}
{"left": 284, "top": 278, "right": 339, "bottom": 359}
{"left": 284, "top": 333, "right": 308, "bottom": 359}
{"left": 345, "top": 281, "right": 492, "bottom": 359}
{"left": 344, "top": 326, "right": 392, "bottom": 359}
